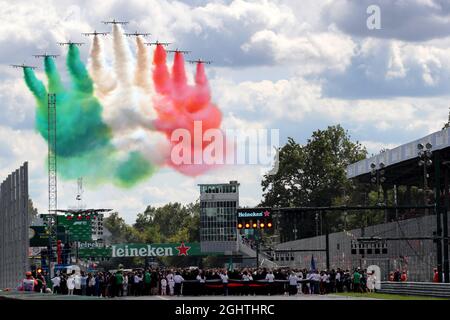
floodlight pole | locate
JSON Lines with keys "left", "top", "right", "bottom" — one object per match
{"left": 324, "top": 211, "right": 330, "bottom": 270}
{"left": 443, "top": 165, "right": 449, "bottom": 283}
{"left": 255, "top": 228, "right": 260, "bottom": 269}
{"left": 434, "top": 151, "right": 443, "bottom": 282}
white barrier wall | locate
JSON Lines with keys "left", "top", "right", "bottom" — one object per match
{"left": 0, "top": 162, "right": 29, "bottom": 289}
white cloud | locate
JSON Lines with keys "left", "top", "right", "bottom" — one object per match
{"left": 2, "top": 0, "right": 450, "bottom": 225}
{"left": 243, "top": 28, "right": 356, "bottom": 74}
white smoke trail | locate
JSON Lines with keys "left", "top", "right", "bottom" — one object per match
{"left": 89, "top": 24, "right": 169, "bottom": 166}
{"left": 135, "top": 36, "right": 150, "bottom": 90}
{"left": 88, "top": 35, "right": 116, "bottom": 97}
{"left": 112, "top": 24, "right": 132, "bottom": 85}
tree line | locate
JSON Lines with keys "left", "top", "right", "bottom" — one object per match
{"left": 103, "top": 124, "right": 427, "bottom": 264}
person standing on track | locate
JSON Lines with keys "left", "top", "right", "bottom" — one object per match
{"left": 174, "top": 271, "right": 184, "bottom": 296}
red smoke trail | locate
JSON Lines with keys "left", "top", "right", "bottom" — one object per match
{"left": 152, "top": 44, "right": 171, "bottom": 95}
{"left": 152, "top": 45, "right": 223, "bottom": 175}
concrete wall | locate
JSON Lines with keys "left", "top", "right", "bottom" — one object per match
{"left": 0, "top": 162, "right": 29, "bottom": 289}
{"left": 275, "top": 214, "right": 449, "bottom": 282}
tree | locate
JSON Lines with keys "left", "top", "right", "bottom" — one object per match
{"left": 28, "top": 198, "right": 38, "bottom": 218}
{"left": 104, "top": 212, "right": 143, "bottom": 243}
{"left": 261, "top": 125, "right": 367, "bottom": 236}
{"left": 101, "top": 202, "right": 202, "bottom": 268}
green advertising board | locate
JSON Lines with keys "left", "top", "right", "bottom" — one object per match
{"left": 77, "top": 242, "right": 202, "bottom": 258}
{"left": 57, "top": 216, "right": 92, "bottom": 242}
{"left": 29, "top": 226, "right": 67, "bottom": 247}
{"left": 78, "top": 247, "right": 111, "bottom": 258}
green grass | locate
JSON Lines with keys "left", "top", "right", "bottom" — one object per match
{"left": 334, "top": 291, "right": 449, "bottom": 300}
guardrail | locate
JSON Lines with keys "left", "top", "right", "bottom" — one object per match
{"left": 377, "top": 281, "right": 450, "bottom": 298}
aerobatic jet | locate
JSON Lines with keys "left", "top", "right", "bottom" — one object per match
{"left": 33, "top": 53, "right": 59, "bottom": 59}
{"left": 82, "top": 30, "right": 110, "bottom": 36}
{"left": 188, "top": 59, "right": 212, "bottom": 64}
{"left": 10, "top": 63, "right": 36, "bottom": 70}
{"left": 124, "top": 31, "right": 151, "bottom": 37}
{"left": 58, "top": 41, "right": 84, "bottom": 46}
{"left": 102, "top": 19, "right": 129, "bottom": 25}
{"left": 145, "top": 40, "right": 171, "bottom": 46}
{"left": 166, "top": 49, "right": 191, "bottom": 54}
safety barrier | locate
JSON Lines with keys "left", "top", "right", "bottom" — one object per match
{"left": 377, "top": 281, "right": 450, "bottom": 298}
{"left": 179, "top": 279, "right": 309, "bottom": 296}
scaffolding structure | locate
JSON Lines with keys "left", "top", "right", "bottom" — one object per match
{"left": 47, "top": 93, "right": 57, "bottom": 278}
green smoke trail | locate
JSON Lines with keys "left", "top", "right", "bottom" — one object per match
{"left": 115, "top": 151, "right": 155, "bottom": 188}
{"left": 67, "top": 44, "right": 94, "bottom": 94}
{"left": 24, "top": 67, "right": 48, "bottom": 136}
{"left": 44, "top": 56, "right": 64, "bottom": 94}
{"left": 22, "top": 44, "right": 157, "bottom": 188}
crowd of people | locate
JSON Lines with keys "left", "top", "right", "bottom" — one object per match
{"left": 388, "top": 269, "right": 408, "bottom": 282}
{"left": 18, "top": 267, "right": 384, "bottom": 297}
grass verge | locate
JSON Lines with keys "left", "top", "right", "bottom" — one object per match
{"left": 334, "top": 291, "right": 448, "bottom": 300}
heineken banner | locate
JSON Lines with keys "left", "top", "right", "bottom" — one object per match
{"left": 77, "top": 242, "right": 201, "bottom": 258}
{"left": 237, "top": 208, "right": 271, "bottom": 220}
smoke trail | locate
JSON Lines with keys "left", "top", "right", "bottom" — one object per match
{"left": 23, "top": 67, "right": 48, "bottom": 137}
{"left": 44, "top": 56, "right": 64, "bottom": 94}
{"left": 23, "top": 67, "right": 47, "bottom": 104}
{"left": 153, "top": 44, "right": 171, "bottom": 95}
{"left": 115, "top": 151, "right": 155, "bottom": 188}
{"left": 151, "top": 48, "right": 224, "bottom": 176}
{"left": 135, "top": 36, "right": 150, "bottom": 90}
{"left": 112, "top": 24, "right": 132, "bottom": 85}
{"left": 172, "top": 52, "right": 188, "bottom": 87}
{"left": 89, "top": 35, "right": 116, "bottom": 96}
{"left": 23, "top": 36, "right": 163, "bottom": 188}
{"left": 187, "top": 62, "right": 210, "bottom": 112}
{"left": 97, "top": 24, "right": 169, "bottom": 167}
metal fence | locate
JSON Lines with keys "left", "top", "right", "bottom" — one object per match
{"left": 0, "top": 162, "right": 29, "bottom": 289}
{"left": 275, "top": 214, "right": 448, "bottom": 282}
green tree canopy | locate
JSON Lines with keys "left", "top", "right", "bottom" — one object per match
{"left": 260, "top": 125, "right": 368, "bottom": 236}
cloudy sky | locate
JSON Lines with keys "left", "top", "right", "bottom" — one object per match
{"left": 1, "top": 0, "right": 449, "bottom": 223}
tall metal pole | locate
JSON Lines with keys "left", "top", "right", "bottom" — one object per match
{"left": 443, "top": 166, "right": 449, "bottom": 283}
{"left": 47, "top": 93, "right": 57, "bottom": 282}
{"left": 255, "top": 228, "right": 260, "bottom": 269}
{"left": 325, "top": 211, "right": 330, "bottom": 270}
{"left": 424, "top": 164, "right": 428, "bottom": 213}
{"left": 434, "top": 151, "right": 443, "bottom": 282}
